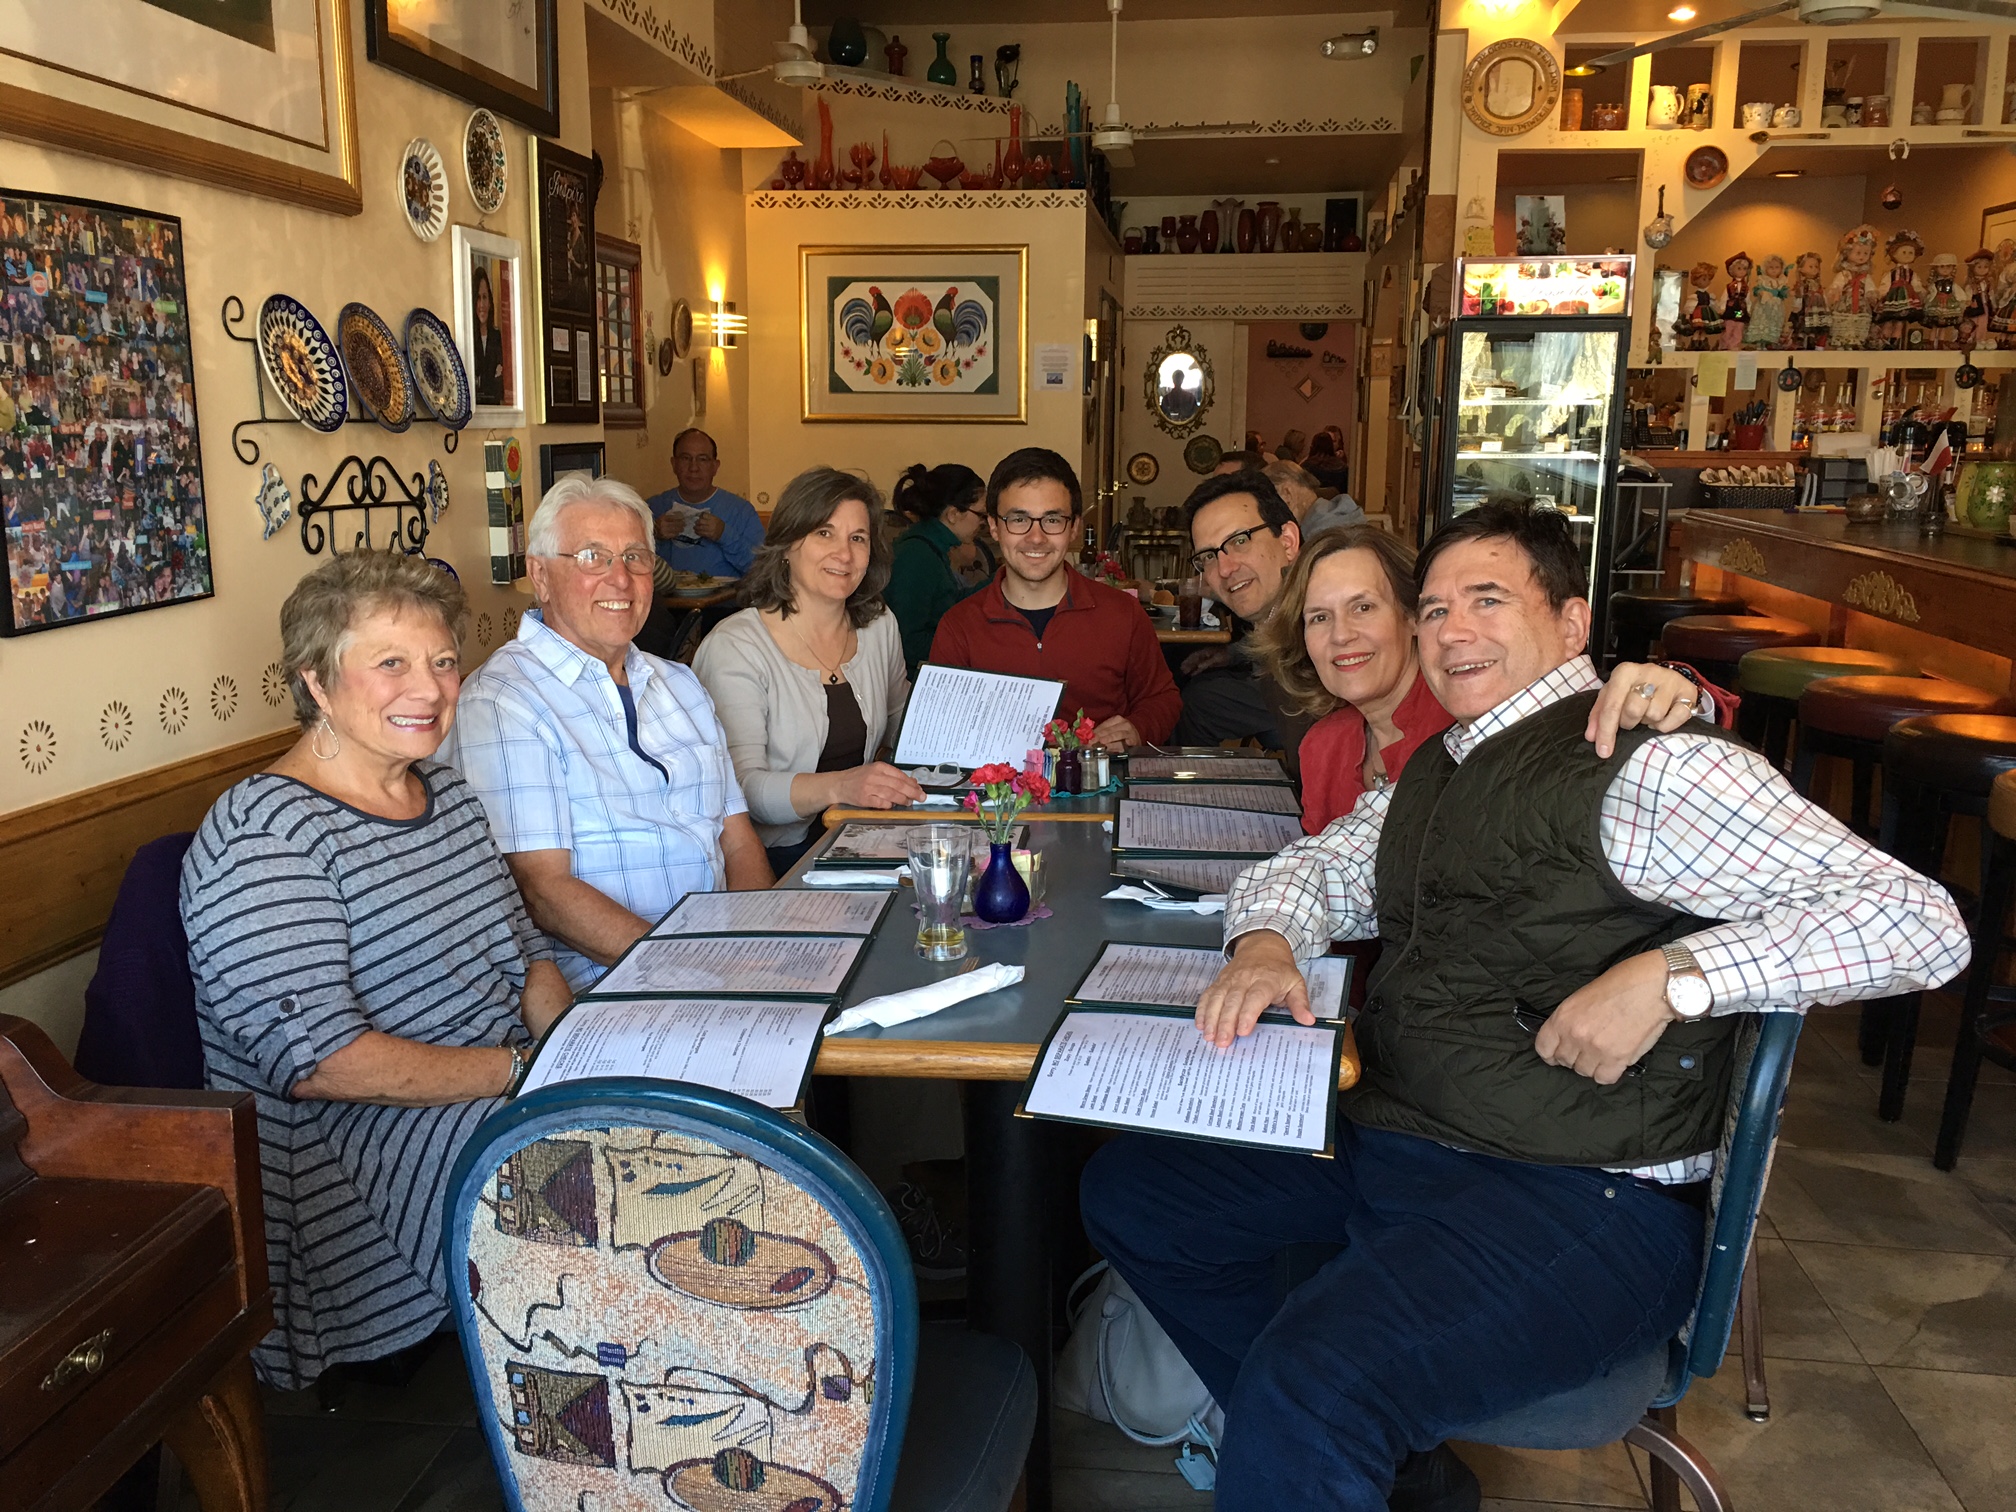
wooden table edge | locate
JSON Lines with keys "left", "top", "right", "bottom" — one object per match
{"left": 816, "top": 1027, "right": 1361, "bottom": 1088}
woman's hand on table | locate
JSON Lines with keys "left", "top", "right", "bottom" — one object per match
{"left": 1089, "top": 715, "right": 1142, "bottom": 751}
{"left": 1196, "top": 930, "right": 1312, "bottom": 1048}
{"left": 1585, "top": 661, "right": 1707, "bottom": 758}
{"left": 833, "top": 761, "right": 928, "bottom": 809}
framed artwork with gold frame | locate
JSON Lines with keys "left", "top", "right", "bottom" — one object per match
{"left": 364, "top": 0, "right": 559, "bottom": 139}
{"left": 0, "top": 0, "right": 361, "bottom": 215}
{"left": 1461, "top": 39, "right": 1561, "bottom": 139}
{"left": 800, "top": 245, "right": 1027, "bottom": 423}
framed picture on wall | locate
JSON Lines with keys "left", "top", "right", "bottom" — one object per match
{"left": 364, "top": 0, "right": 559, "bottom": 138}
{"left": 1, "top": 190, "right": 214, "bottom": 636}
{"left": 539, "top": 440, "right": 606, "bottom": 498}
{"left": 452, "top": 225, "right": 526, "bottom": 427}
{"left": 530, "top": 139, "right": 600, "bottom": 426}
{"left": 0, "top": 0, "right": 360, "bottom": 214}
{"left": 800, "top": 246, "right": 1027, "bottom": 423}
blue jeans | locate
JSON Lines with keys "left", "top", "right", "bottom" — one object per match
{"left": 1080, "top": 1123, "right": 1704, "bottom": 1511}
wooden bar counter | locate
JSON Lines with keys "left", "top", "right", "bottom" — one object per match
{"left": 1675, "top": 509, "right": 2016, "bottom": 694}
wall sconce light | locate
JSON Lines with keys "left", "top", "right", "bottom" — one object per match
{"left": 708, "top": 299, "right": 746, "bottom": 349}
{"left": 1320, "top": 27, "right": 1378, "bottom": 58}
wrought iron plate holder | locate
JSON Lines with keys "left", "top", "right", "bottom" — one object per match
{"left": 296, "top": 454, "right": 432, "bottom": 558}
{"left": 221, "top": 295, "right": 460, "bottom": 465}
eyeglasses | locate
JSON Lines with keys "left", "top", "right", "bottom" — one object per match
{"left": 551, "top": 546, "right": 655, "bottom": 575}
{"left": 996, "top": 511, "right": 1075, "bottom": 536}
{"left": 673, "top": 452, "right": 717, "bottom": 466}
{"left": 1190, "top": 524, "right": 1278, "bottom": 574}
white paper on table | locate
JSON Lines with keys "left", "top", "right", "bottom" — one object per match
{"left": 893, "top": 663, "right": 1065, "bottom": 769}
{"left": 801, "top": 870, "right": 904, "bottom": 888}
{"left": 650, "top": 889, "right": 889, "bottom": 937}
{"left": 1103, "top": 885, "right": 1226, "bottom": 915}
{"left": 1126, "top": 756, "right": 1290, "bottom": 784}
{"left": 1114, "top": 856, "right": 1254, "bottom": 895}
{"left": 1125, "top": 783, "right": 1300, "bottom": 815}
{"left": 587, "top": 935, "right": 865, "bottom": 998}
{"left": 1074, "top": 941, "right": 1347, "bottom": 1020}
{"left": 519, "top": 998, "right": 828, "bottom": 1105}
{"left": 1116, "top": 800, "right": 1302, "bottom": 855}
{"left": 1023, "top": 1010, "right": 1338, "bottom": 1154}
{"left": 904, "top": 765, "right": 970, "bottom": 789}
{"left": 825, "top": 962, "right": 1025, "bottom": 1035}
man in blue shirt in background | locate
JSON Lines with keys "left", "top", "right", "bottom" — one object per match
{"left": 647, "top": 427, "right": 764, "bottom": 577}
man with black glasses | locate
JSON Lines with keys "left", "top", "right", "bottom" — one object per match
{"left": 928, "top": 447, "right": 1180, "bottom": 749}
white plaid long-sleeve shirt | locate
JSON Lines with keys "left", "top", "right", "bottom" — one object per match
{"left": 1225, "top": 656, "right": 1973, "bottom": 1181}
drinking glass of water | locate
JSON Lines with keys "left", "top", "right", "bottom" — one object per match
{"left": 907, "top": 824, "right": 974, "bottom": 961}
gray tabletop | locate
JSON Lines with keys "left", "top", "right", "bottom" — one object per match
{"left": 791, "top": 817, "right": 1229, "bottom": 1050}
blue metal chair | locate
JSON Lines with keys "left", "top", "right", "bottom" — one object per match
{"left": 1454, "top": 1011, "right": 1804, "bottom": 1512}
{"left": 442, "top": 1078, "right": 1035, "bottom": 1512}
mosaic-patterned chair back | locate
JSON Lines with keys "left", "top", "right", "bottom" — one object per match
{"left": 443, "top": 1081, "right": 920, "bottom": 1512}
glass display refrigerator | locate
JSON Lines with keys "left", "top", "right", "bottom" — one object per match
{"left": 1428, "top": 257, "right": 1635, "bottom": 659}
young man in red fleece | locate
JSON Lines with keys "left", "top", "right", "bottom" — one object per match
{"left": 928, "top": 448, "right": 1180, "bottom": 749}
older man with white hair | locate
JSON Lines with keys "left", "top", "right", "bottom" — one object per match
{"left": 445, "top": 476, "right": 772, "bottom": 990}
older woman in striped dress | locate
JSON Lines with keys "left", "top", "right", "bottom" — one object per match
{"left": 181, "top": 552, "right": 571, "bottom": 1388}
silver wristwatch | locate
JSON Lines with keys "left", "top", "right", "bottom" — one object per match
{"left": 1661, "top": 943, "right": 1713, "bottom": 1020}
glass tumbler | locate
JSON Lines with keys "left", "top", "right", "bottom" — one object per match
{"left": 907, "top": 824, "right": 974, "bottom": 961}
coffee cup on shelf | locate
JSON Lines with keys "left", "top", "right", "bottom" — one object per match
{"left": 1741, "top": 101, "right": 1773, "bottom": 129}
{"left": 1772, "top": 104, "right": 1801, "bottom": 128}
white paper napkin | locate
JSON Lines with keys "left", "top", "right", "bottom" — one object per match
{"left": 1102, "top": 885, "right": 1227, "bottom": 914}
{"left": 803, "top": 869, "right": 905, "bottom": 887}
{"left": 824, "top": 962, "right": 1025, "bottom": 1035}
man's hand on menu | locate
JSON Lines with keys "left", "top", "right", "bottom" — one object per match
{"left": 1196, "top": 930, "right": 1311, "bottom": 1047}
{"left": 694, "top": 511, "right": 725, "bottom": 541}
{"left": 1090, "top": 715, "right": 1142, "bottom": 750}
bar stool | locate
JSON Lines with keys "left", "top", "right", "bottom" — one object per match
{"left": 1936, "top": 766, "right": 2016, "bottom": 1168}
{"left": 1870, "top": 715, "right": 2016, "bottom": 1123}
{"left": 1792, "top": 678, "right": 2016, "bottom": 840}
{"left": 1610, "top": 590, "right": 1748, "bottom": 666}
{"left": 1658, "top": 615, "right": 1818, "bottom": 691}
{"left": 1736, "top": 647, "right": 1917, "bottom": 770}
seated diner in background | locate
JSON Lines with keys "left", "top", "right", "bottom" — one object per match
{"left": 884, "top": 461, "right": 989, "bottom": 676}
{"left": 1265, "top": 458, "right": 1366, "bottom": 536}
{"left": 1256, "top": 524, "right": 1714, "bottom": 833}
{"left": 179, "top": 551, "right": 571, "bottom": 1390}
{"left": 444, "top": 476, "right": 771, "bottom": 992}
{"left": 644, "top": 426, "right": 764, "bottom": 579}
{"left": 928, "top": 447, "right": 1180, "bottom": 750}
{"left": 1083, "top": 502, "right": 1973, "bottom": 1511}
{"left": 694, "top": 466, "right": 921, "bottom": 876}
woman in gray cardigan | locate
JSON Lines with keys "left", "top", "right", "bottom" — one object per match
{"left": 694, "top": 467, "right": 924, "bottom": 873}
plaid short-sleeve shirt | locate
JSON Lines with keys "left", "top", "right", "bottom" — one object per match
{"left": 445, "top": 610, "right": 748, "bottom": 988}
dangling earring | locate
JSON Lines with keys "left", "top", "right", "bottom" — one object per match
{"left": 310, "top": 717, "right": 340, "bottom": 761}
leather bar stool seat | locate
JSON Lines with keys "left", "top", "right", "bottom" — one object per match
{"left": 1737, "top": 647, "right": 1917, "bottom": 769}
{"left": 1878, "top": 720, "right": 2016, "bottom": 1141}
{"left": 1800, "top": 677, "right": 2015, "bottom": 745}
{"left": 1659, "top": 614, "right": 1819, "bottom": 695}
{"left": 1610, "top": 590, "right": 1748, "bottom": 666}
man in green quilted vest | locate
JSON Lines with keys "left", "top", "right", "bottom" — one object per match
{"left": 1081, "top": 502, "right": 1970, "bottom": 1512}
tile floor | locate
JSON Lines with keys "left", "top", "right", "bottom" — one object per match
{"left": 179, "top": 998, "right": 2016, "bottom": 1512}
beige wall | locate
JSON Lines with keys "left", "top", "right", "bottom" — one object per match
{"left": 0, "top": 0, "right": 618, "bottom": 815}
{"left": 744, "top": 194, "right": 1095, "bottom": 509}
{"left": 1662, "top": 172, "right": 1872, "bottom": 275}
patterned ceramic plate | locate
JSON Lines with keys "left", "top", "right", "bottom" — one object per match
{"left": 337, "top": 302, "right": 413, "bottom": 432}
{"left": 403, "top": 307, "right": 472, "bottom": 428}
{"left": 426, "top": 459, "right": 450, "bottom": 523}
{"left": 1182, "top": 433, "right": 1224, "bottom": 474}
{"left": 398, "top": 137, "right": 449, "bottom": 242}
{"left": 257, "top": 293, "right": 347, "bottom": 432}
{"left": 463, "top": 108, "right": 508, "bottom": 215}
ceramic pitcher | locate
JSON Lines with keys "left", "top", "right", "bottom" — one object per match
{"left": 1647, "top": 84, "right": 1685, "bottom": 129}
{"left": 1943, "top": 82, "right": 1974, "bottom": 116}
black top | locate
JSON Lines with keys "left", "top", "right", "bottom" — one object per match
{"left": 816, "top": 680, "right": 870, "bottom": 772}
{"left": 1013, "top": 603, "right": 1059, "bottom": 642}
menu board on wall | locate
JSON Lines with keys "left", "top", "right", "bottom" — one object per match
{"left": 530, "top": 139, "right": 598, "bottom": 426}
{"left": 1457, "top": 257, "right": 1634, "bottom": 318}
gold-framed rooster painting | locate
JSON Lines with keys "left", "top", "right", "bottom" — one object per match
{"left": 800, "top": 246, "right": 1026, "bottom": 422}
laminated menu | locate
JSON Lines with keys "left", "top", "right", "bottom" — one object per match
{"left": 815, "top": 818, "right": 1026, "bottom": 867}
{"left": 517, "top": 998, "right": 828, "bottom": 1108}
{"left": 1111, "top": 856, "right": 1254, "bottom": 897}
{"left": 1114, "top": 799, "right": 1302, "bottom": 857}
{"left": 645, "top": 889, "right": 892, "bottom": 937}
{"left": 1126, "top": 755, "right": 1292, "bottom": 785}
{"left": 586, "top": 934, "right": 867, "bottom": 1000}
{"left": 893, "top": 663, "right": 1065, "bottom": 768}
{"left": 1125, "top": 783, "right": 1300, "bottom": 815}
{"left": 1071, "top": 941, "right": 1350, "bottom": 1022}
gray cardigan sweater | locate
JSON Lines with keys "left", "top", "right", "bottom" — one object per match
{"left": 692, "top": 607, "right": 910, "bottom": 846}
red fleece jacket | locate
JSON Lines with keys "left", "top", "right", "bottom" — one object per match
{"left": 926, "top": 570, "right": 1182, "bottom": 744}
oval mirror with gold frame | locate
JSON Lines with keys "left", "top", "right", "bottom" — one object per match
{"left": 1462, "top": 39, "right": 1561, "bottom": 138}
{"left": 1144, "top": 325, "right": 1214, "bottom": 439}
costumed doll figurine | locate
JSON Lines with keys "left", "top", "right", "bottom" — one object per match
{"left": 1992, "top": 240, "right": 2016, "bottom": 347}
{"left": 1790, "top": 250, "right": 1830, "bottom": 349}
{"left": 1827, "top": 225, "right": 1880, "bottom": 350}
{"left": 1674, "top": 260, "right": 1723, "bottom": 351}
{"left": 1921, "top": 252, "right": 1965, "bottom": 349}
{"left": 1719, "top": 251, "right": 1753, "bottom": 350}
{"left": 1964, "top": 248, "right": 1998, "bottom": 349}
{"left": 1875, "top": 229, "right": 1925, "bottom": 350}
{"left": 1747, "top": 254, "right": 1791, "bottom": 349}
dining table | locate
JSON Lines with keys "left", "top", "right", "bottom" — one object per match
{"left": 785, "top": 806, "right": 1363, "bottom": 1509}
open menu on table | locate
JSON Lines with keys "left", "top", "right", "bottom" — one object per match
{"left": 1125, "top": 755, "right": 1292, "bottom": 786}
{"left": 1111, "top": 856, "right": 1255, "bottom": 897}
{"left": 585, "top": 933, "right": 869, "bottom": 1001}
{"left": 516, "top": 998, "right": 828, "bottom": 1109}
{"left": 892, "top": 663, "right": 1065, "bottom": 769}
{"left": 644, "top": 888, "right": 894, "bottom": 938}
{"left": 1070, "top": 941, "right": 1350, "bottom": 1022}
{"left": 1114, "top": 799, "right": 1302, "bottom": 858}
{"left": 1124, "top": 783, "right": 1301, "bottom": 816}
{"left": 814, "top": 818, "right": 1028, "bottom": 867}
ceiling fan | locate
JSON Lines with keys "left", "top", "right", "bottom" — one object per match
{"left": 1579, "top": 0, "right": 2016, "bottom": 72}
{"left": 712, "top": 0, "right": 827, "bottom": 87}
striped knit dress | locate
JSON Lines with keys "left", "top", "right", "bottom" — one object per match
{"left": 180, "top": 761, "right": 549, "bottom": 1389}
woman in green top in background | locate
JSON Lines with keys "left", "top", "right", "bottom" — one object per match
{"left": 885, "top": 462, "right": 989, "bottom": 675}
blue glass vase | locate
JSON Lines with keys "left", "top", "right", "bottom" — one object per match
{"left": 972, "top": 840, "right": 1030, "bottom": 924}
